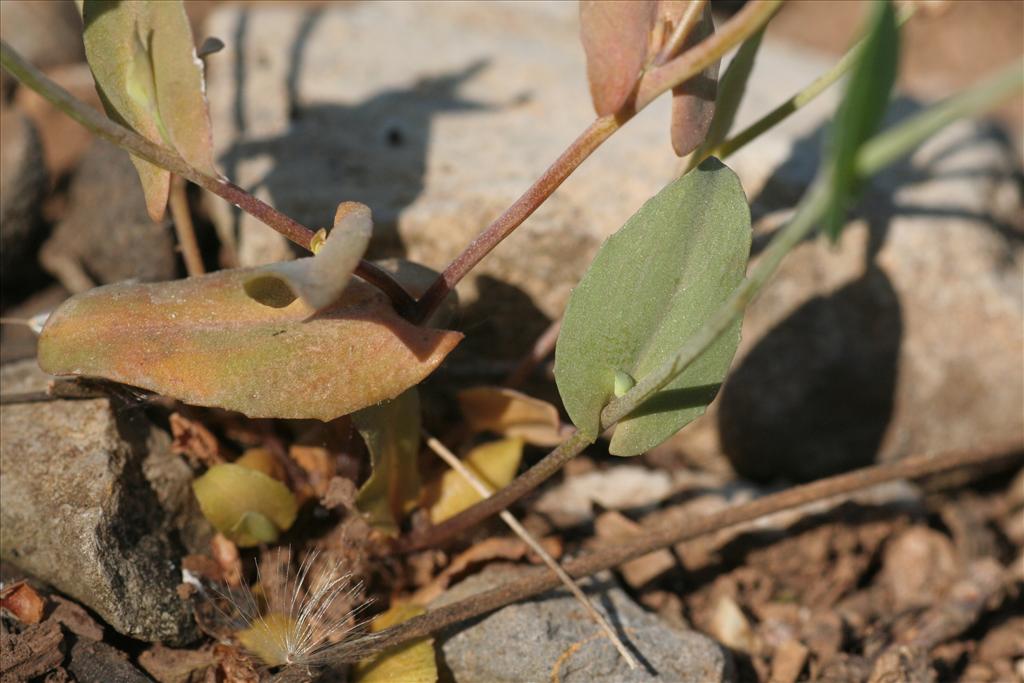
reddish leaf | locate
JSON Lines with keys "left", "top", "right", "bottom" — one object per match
{"left": 669, "top": 4, "right": 719, "bottom": 157}
{"left": 37, "top": 270, "right": 462, "bottom": 420}
{"left": 579, "top": 0, "right": 657, "bottom": 115}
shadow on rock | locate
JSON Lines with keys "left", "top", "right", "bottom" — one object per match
{"left": 219, "top": 6, "right": 501, "bottom": 261}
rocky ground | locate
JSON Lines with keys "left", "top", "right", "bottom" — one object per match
{"left": 1, "top": 2, "right": 1022, "bottom": 682}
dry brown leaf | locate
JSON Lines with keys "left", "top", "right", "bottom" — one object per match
{"left": 169, "top": 413, "right": 226, "bottom": 466}
{"left": 211, "top": 644, "right": 259, "bottom": 683}
{"left": 0, "top": 581, "right": 45, "bottom": 624}
{"left": 457, "top": 386, "right": 564, "bottom": 447}
{"left": 593, "top": 511, "right": 675, "bottom": 587}
{"left": 210, "top": 533, "right": 242, "bottom": 587}
{"left": 49, "top": 595, "right": 103, "bottom": 641}
{"left": 290, "top": 445, "right": 336, "bottom": 499}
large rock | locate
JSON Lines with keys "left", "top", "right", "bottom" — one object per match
{"left": 707, "top": 99, "right": 1024, "bottom": 481}
{"left": 432, "top": 564, "right": 733, "bottom": 682}
{"left": 203, "top": 2, "right": 1023, "bottom": 475}
{"left": 0, "top": 361, "right": 201, "bottom": 644}
{"left": 40, "top": 140, "right": 178, "bottom": 292}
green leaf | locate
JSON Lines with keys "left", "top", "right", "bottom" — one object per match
{"left": 37, "top": 270, "right": 462, "bottom": 421}
{"left": 82, "top": 0, "right": 217, "bottom": 220}
{"left": 554, "top": 157, "right": 751, "bottom": 456}
{"left": 693, "top": 26, "right": 765, "bottom": 163}
{"left": 192, "top": 463, "right": 298, "bottom": 547}
{"left": 823, "top": 0, "right": 899, "bottom": 240}
{"left": 353, "top": 389, "right": 423, "bottom": 536}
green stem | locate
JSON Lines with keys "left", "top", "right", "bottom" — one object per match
{"left": 856, "top": 58, "right": 1024, "bottom": 174}
{"left": 0, "top": 40, "right": 416, "bottom": 315}
{"left": 708, "top": 5, "right": 915, "bottom": 163}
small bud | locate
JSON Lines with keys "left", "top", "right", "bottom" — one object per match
{"left": 613, "top": 370, "right": 636, "bottom": 397}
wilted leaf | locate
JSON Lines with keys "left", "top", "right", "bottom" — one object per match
{"left": 0, "top": 582, "right": 46, "bottom": 624}
{"left": 37, "top": 271, "right": 462, "bottom": 421}
{"left": 457, "top": 386, "right": 563, "bottom": 447}
{"left": 192, "top": 463, "right": 298, "bottom": 547}
{"left": 244, "top": 203, "right": 372, "bottom": 311}
{"left": 427, "top": 438, "right": 523, "bottom": 524}
{"left": 670, "top": 4, "right": 719, "bottom": 157}
{"left": 353, "top": 389, "right": 422, "bottom": 536}
{"left": 823, "top": 0, "right": 899, "bottom": 239}
{"left": 579, "top": 0, "right": 657, "bottom": 115}
{"left": 354, "top": 602, "right": 437, "bottom": 683}
{"left": 169, "top": 412, "right": 225, "bottom": 466}
{"left": 554, "top": 157, "right": 751, "bottom": 456}
{"left": 82, "top": 0, "right": 217, "bottom": 219}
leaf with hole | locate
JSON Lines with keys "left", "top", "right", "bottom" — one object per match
{"left": 37, "top": 270, "right": 462, "bottom": 421}
{"left": 243, "top": 203, "right": 372, "bottom": 310}
{"left": 823, "top": 0, "right": 899, "bottom": 240}
{"left": 554, "top": 157, "right": 751, "bottom": 456}
{"left": 353, "top": 389, "right": 423, "bottom": 536}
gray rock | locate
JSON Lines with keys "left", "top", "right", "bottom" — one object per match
{"left": 68, "top": 638, "right": 152, "bottom": 683}
{"left": 0, "top": 107, "right": 48, "bottom": 296}
{"left": 0, "top": 361, "right": 199, "bottom": 644}
{"left": 40, "top": 140, "right": 178, "bottom": 292}
{"left": 432, "top": 564, "right": 733, "bottom": 683}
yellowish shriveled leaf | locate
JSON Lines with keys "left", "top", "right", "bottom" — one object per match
{"left": 579, "top": 0, "right": 657, "bottom": 115}
{"left": 244, "top": 203, "right": 372, "bottom": 310}
{"left": 457, "top": 386, "right": 562, "bottom": 447}
{"left": 428, "top": 438, "right": 523, "bottom": 524}
{"left": 353, "top": 389, "right": 422, "bottom": 536}
{"left": 37, "top": 271, "right": 462, "bottom": 420}
{"left": 192, "top": 464, "right": 298, "bottom": 547}
{"left": 354, "top": 602, "right": 436, "bottom": 683}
